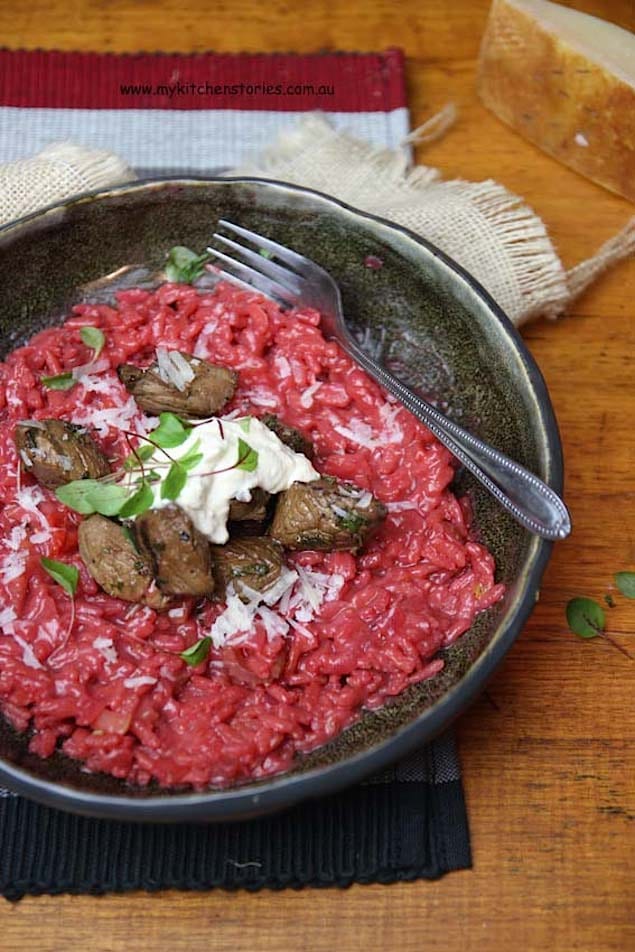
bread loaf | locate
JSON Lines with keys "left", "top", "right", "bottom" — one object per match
{"left": 477, "top": 0, "right": 635, "bottom": 202}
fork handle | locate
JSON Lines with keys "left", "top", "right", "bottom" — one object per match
{"left": 347, "top": 342, "right": 571, "bottom": 541}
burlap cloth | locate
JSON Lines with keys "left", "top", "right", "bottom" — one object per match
{"left": 0, "top": 110, "right": 632, "bottom": 326}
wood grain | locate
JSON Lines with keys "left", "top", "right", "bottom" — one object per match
{"left": 0, "top": 2, "right": 633, "bottom": 950}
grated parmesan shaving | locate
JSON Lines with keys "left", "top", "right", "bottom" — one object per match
{"left": 259, "top": 566, "right": 299, "bottom": 606}
{"left": 244, "top": 386, "right": 277, "bottom": 408}
{"left": 7, "top": 526, "right": 27, "bottom": 551}
{"left": 1, "top": 526, "right": 28, "bottom": 582}
{"left": 13, "top": 634, "right": 42, "bottom": 669}
{"left": 0, "top": 606, "right": 17, "bottom": 630}
{"left": 209, "top": 587, "right": 261, "bottom": 647}
{"left": 333, "top": 404, "right": 403, "bottom": 450}
{"left": 274, "top": 355, "right": 291, "bottom": 379}
{"left": 93, "top": 636, "right": 118, "bottom": 665}
{"left": 123, "top": 675, "right": 157, "bottom": 689}
{"left": 299, "top": 380, "right": 322, "bottom": 409}
{"left": 0, "top": 553, "right": 27, "bottom": 584}
{"left": 193, "top": 320, "right": 219, "bottom": 358}
{"left": 294, "top": 565, "right": 323, "bottom": 612}
{"left": 386, "top": 500, "right": 419, "bottom": 512}
{"left": 0, "top": 613, "right": 42, "bottom": 670}
{"left": 15, "top": 485, "right": 51, "bottom": 540}
{"left": 333, "top": 420, "right": 376, "bottom": 449}
{"left": 257, "top": 606, "right": 290, "bottom": 640}
{"left": 287, "top": 617, "right": 314, "bottom": 639}
{"left": 79, "top": 371, "right": 122, "bottom": 395}
{"left": 72, "top": 357, "right": 110, "bottom": 381}
{"left": 30, "top": 531, "right": 51, "bottom": 544}
{"left": 205, "top": 562, "right": 346, "bottom": 650}
{"left": 73, "top": 395, "right": 157, "bottom": 437}
{"left": 156, "top": 347, "right": 195, "bottom": 391}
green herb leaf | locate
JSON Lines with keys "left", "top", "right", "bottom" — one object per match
{"left": 55, "top": 479, "right": 103, "bottom": 514}
{"left": 121, "top": 524, "right": 139, "bottom": 551}
{"left": 236, "top": 438, "right": 258, "bottom": 472}
{"left": 161, "top": 462, "right": 187, "bottom": 500}
{"left": 80, "top": 326, "right": 105, "bottom": 359}
{"left": 180, "top": 636, "right": 212, "bottom": 667}
{"left": 149, "top": 412, "right": 191, "bottom": 449}
{"left": 239, "top": 416, "right": 252, "bottom": 432}
{"left": 55, "top": 479, "right": 130, "bottom": 516}
{"left": 178, "top": 439, "right": 203, "bottom": 473}
{"left": 119, "top": 481, "right": 154, "bottom": 519}
{"left": 181, "top": 452, "right": 203, "bottom": 472}
{"left": 123, "top": 442, "right": 155, "bottom": 470}
{"left": 258, "top": 248, "right": 274, "bottom": 260}
{"left": 165, "top": 246, "right": 210, "bottom": 284}
{"left": 41, "top": 372, "right": 76, "bottom": 391}
{"left": 40, "top": 557, "right": 79, "bottom": 597}
{"left": 566, "top": 597, "right": 605, "bottom": 639}
{"left": 615, "top": 571, "right": 635, "bottom": 599}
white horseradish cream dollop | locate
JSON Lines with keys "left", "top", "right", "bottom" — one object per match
{"left": 132, "top": 415, "right": 318, "bottom": 544}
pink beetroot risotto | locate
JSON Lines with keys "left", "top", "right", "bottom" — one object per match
{"left": 0, "top": 281, "right": 503, "bottom": 788}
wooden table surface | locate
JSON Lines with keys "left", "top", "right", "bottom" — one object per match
{"left": 0, "top": 1, "right": 633, "bottom": 949}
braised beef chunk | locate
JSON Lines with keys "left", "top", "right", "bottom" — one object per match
{"left": 228, "top": 487, "right": 270, "bottom": 523}
{"left": 211, "top": 537, "right": 284, "bottom": 600}
{"left": 135, "top": 505, "right": 214, "bottom": 597}
{"left": 261, "top": 414, "right": 314, "bottom": 458}
{"left": 78, "top": 514, "right": 170, "bottom": 610}
{"left": 15, "top": 419, "right": 110, "bottom": 490}
{"left": 117, "top": 352, "right": 237, "bottom": 417}
{"left": 270, "top": 477, "right": 386, "bottom": 552}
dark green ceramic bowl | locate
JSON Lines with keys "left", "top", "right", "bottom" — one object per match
{"left": 0, "top": 178, "right": 562, "bottom": 821}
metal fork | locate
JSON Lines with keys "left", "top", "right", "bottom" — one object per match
{"left": 207, "top": 220, "right": 571, "bottom": 541}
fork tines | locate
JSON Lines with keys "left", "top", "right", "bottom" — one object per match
{"left": 207, "top": 220, "right": 308, "bottom": 306}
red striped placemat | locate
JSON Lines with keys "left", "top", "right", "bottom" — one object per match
{"left": 0, "top": 48, "right": 409, "bottom": 174}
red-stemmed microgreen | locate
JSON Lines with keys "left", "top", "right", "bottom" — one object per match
{"left": 41, "top": 326, "right": 108, "bottom": 392}
{"left": 119, "top": 481, "right": 155, "bottom": 519}
{"left": 40, "top": 557, "right": 79, "bottom": 659}
{"left": 80, "top": 326, "right": 105, "bottom": 360}
{"left": 180, "top": 636, "right": 212, "bottom": 666}
{"left": 191, "top": 439, "right": 257, "bottom": 479}
{"left": 54, "top": 412, "right": 258, "bottom": 519}
{"left": 615, "top": 572, "right": 635, "bottom": 599}
{"left": 236, "top": 437, "right": 258, "bottom": 471}
{"left": 148, "top": 412, "right": 192, "bottom": 448}
{"left": 55, "top": 479, "right": 130, "bottom": 515}
{"left": 160, "top": 440, "right": 203, "bottom": 501}
{"left": 165, "top": 246, "right": 212, "bottom": 284}
{"left": 566, "top": 596, "right": 633, "bottom": 660}
{"left": 41, "top": 371, "right": 76, "bottom": 390}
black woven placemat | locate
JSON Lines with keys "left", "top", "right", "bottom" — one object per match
{"left": 0, "top": 732, "right": 470, "bottom": 901}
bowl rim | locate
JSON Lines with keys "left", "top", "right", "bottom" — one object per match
{"left": 0, "top": 176, "right": 563, "bottom": 820}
